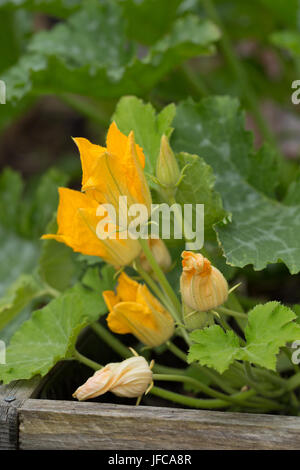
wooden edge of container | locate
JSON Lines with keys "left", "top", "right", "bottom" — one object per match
{"left": 0, "top": 377, "right": 41, "bottom": 450}
{"left": 18, "top": 398, "right": 300, "bottom": 450}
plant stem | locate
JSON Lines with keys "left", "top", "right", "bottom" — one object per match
{"left": 217, "top": 306, "right": 248, "bottom": 320}
{"left": 150, "top": 386, "right": 230, "bottom": 409}
{"left": 42, "top": 284, "right": 61, "bottom": 298}
{"left": 73, "top": 349, "right": 102, "bottom": 371}
{"left": 166, "top": 340, "right": 238, "bottom": 394}
{"left": 59, "top": 93, "right": 110, "bottom": 126}
{"left": 138, "top": 238, "right": 182, "bottom": 317}
{"left": 201, "top": 0, "right": 275, "bottom": 145}
{"left": 178, "top": 63, "right": 209, "bottom": 98}
{"left": 166, "top": 341, "right": 187, "bottom": 362}
{"left": 91, "top": 322, "right": 132, "bottom": 359}
{"left": 287, "top": 372, "right": 300, "bottom": 392}
{"left": 134, "top": 260, "right": 174, "bottom": 313}
{"left": 243, "top": 362, "right": 286, "bottom": 398}
{"left": 153, "top": 373, "right": 258, "bottom": 407}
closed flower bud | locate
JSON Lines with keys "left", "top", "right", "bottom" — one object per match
{"left": 73, "top": 356, "right": 153, "bottom": 401}
{"left": 156, "top": 135, "right": 180, "bottom": 197}
{"left": 139, "top": 238, "right": 172, "bottom": 273}
{"left": 180, "top": 251, "right": 228, "bottom": 312}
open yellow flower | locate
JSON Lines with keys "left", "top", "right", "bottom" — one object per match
{"left": 42, "top": 122, "right": 152, "bottom": 268}
{"left": 104, "top": 272, "right": 174, "bottom": 347}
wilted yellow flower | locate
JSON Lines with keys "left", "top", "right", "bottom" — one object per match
{"left": 180, "top": 251, "right": 228, "bottom": 312}
{"left": 73, "top": 356, "right": 153, "bottom": 401}
{"left": 139, "top": 238, "right": 172, "bottom": 273}
{"left": 42, "top": 122, "right": 152, "bottom": 268}
{"left": 104, "top": 272, "right": 174, "bottom": 347}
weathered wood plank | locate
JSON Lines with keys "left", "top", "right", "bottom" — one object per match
{"left": 0, "top": 378, "right": 41, "bottom": 450}
{"left": 19, "top": 399, "right": 300, "bottom": 450}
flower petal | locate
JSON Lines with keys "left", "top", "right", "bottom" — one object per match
{"left": 42, "top": 187, "right": 107, "bottom": 258}
{"left": 107, "top": 121, "right": 145, "bottom": 169}
{"left": 72, "top": 137, "right": 106, "bottom": 189}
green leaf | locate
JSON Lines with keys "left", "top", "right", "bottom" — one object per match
{"left": 259, "top": 0, "right": 299, "bottom": 28}
{"left": 25, "top": 168, "right": 69, "bottom": 237}
{"left": 247, "top": 144, "right": 280, "bottom": 198}
{"left": 82, "top": 265, "right": 116, "bottom": 316}
{"left": 0, "top": 167, "right": 68, "bottom": 310}
{"left": 121, "top": 0, "right": 183, "bottom": 45}
{"left": 172, "top": 96, "right": 300, "bottom": 274}
{"left": 0, "top": 284, "right": 104, "bottom": 384}
{"left": 0, "top": 274, "right": 42, "bottom": 331}
{"left": 188, "top": 325, "right": 240, "bottom": 374}
{"left": 113, "top": 96, "right": 176, "bottom": 173}
{"left": 241, "top": 302, "right": 300, "bottom": 370}
{"left": 39, "top": 237, "right": 76, "bottom": 293}
{"left": 271, "top": 30, "right": 300, "bottom": 56}
{"left": 4, "top": 2, "right": 220, "bottom": 104}
{"left": 0, "top": 0, "right": 81, "bottom": 17}
{"left": 82, "top": 265, "right": 115, "bottom": 292}
{"left": 0, "top": 226, "right": 38, "bottom": 297}
{"left": 0, "top": 167, "right": 23, "bottom": 231}
{"left": 175, "top": 152, "right": 229, "bottom": 237}
{"left": 292, "top": 305, "right": 300, "bottom": 324}
{"left": 188, "top": 302, "right": 300, "bottom": 373}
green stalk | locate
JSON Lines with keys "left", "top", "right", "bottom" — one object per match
{"left": 178, "top": 63, "right": 209, "bottom": 98}
{"left": 91, "top": 322, "right": 132, "bottom": 359}
{"left": 59, "top": 93, "right": 110, "bottom": 126}
{"left": 91, "top": 322, "right": 184, "bottom": 375}
{"left": 166, "top": 341, "right": 187, "bottom": 362}
{"left": 287, "top": 372, "right": 300, "bottom": 392}
{"left": 166, "top": 340, "right": 237, "bottom": 394}
{"left": 153, "top": 373, "right": 258, "bottom": 407}
{"left": 134, "top": 260, "right": 174, "bottom": 313}
{"left": 73, "top": 349, "right": 102, "bottom": 371}
{"left": 217, "top": 306, "right": 248, "bottom": 320}
{"left": 138, "top": 238, "right": 182, "bottom": 317}
{"left": 150, "top": 386, "right": 230, "bottom": 409}
{"left": 243, "top": 362, "right": 286, "bottom": 398}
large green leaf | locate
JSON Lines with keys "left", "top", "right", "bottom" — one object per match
{"left": 0, "top": 167, "right": 68, "bottom": 310}
{"left": 113, "top": 96, "right": 175, "bottom": 173}
{"left": 0, "top": 274, "right": 42, "bottom": 331}
{"left": 176, "top": 152, "right": 229, "bottom": 238}
{"left": 39, "top": 235, "right": 76, "bottom": 293}
{"left": 3, "top": 1, "right": 220, "bottom": 103}
{"left": 0, "top": 226, "right": 38, "bottom": 296}
{"left": 0, "top": 283, "right": 104, "bottom": 384}
{"left": 188, "top": 325, "right": 240, "bottom": 374}
{"left": 172, "top": 97, "right": 300, "bottom": 274}
{"left": 242, "top": 302, "right": 300, "bottom": 370}
{"left": 121, "top": 0, "right": 183, "bottom": 45}
{"left": 188, "top": 302, "right": 300, "bottom": 373}
{"left": 0, "top": 0, "right": 81, "bottom": 17}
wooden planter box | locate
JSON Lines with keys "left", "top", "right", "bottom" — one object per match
{"left": 1, "top": 373, "right": 300, "bottom": 450}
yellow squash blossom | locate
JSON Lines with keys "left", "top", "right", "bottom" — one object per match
{"left": 42, "top": 122, "right": 152, "bottom": 268}
{"left": 104, "top": 272, "right": 174, "bottom": 347}
{"left": 180, "top": 251, "right": 228, "bottom": 312}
